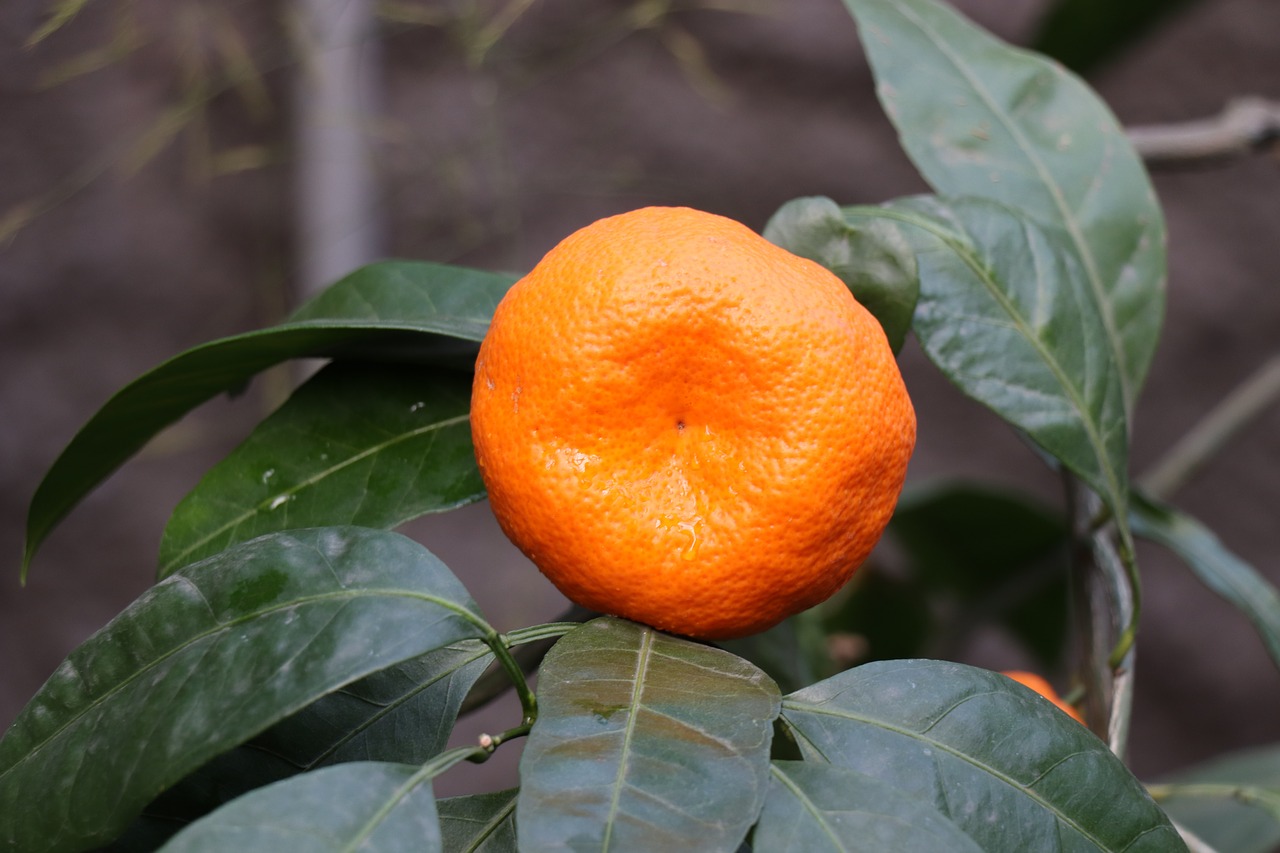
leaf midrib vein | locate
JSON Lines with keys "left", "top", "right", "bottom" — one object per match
{"left": 163, "top": 413, "right": 470, "bottom": 573}
{"left": 0, "top": 583, "right": 485, "bottom": 780}
{"left": 780, "top": 699, "right": 1118, "bottom": 850}
{"left": 884, "top": 0, "right": 1132, "bottom": 407}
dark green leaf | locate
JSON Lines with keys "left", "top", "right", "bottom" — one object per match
{"left": 159, "top": 362, "right": 482, "bottom": 576}
{"left": 0, "top": 527, "right": 490, "bottom": 853}
{"left": 1032, "top": 0, "right": 1202, "bottom": 74}
{"left": 116, "top": 641, "right": 491, "bottom": 843}
{"left": 517, "top": 617, "right": 780, "bottom": 853}
{"left": 157, "top": 762, "right": 442, "bottom": 852}
{"left": 439, "top": 788, "right": 519, "bottom": 852}
{"left": 889, "top": 482, "right": 1069, "bottom": 665}
{"left": 756, "top": 761, "right": 983, "bottom": 852}
{"left": 842, "top": 0, "right": 1166, "bottom": 415}
{"left": 1131, "top": 493, "right": 1280, "bottom": 671}
{"left": 22, "top": 260, "right": 516, "bottom": 580}
{"left": 762, "top": 196, "right": 919, "bottom": 353}
{"left": 781, "top": 659, "right": 1185, "bottom": 852}
{"left": 822, "top": 567, "right": 933, "bottom": 664}
{"left": 849, "top": 197, "right": 1131, "bottom": 529}
{"left": 1155, "top": 743, "right": 1280, "bottom": 853}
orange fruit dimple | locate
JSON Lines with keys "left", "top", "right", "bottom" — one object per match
{"left": 471, "top": 206, "right": 916, "bottom": 639}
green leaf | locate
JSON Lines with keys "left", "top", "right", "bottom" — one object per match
{"left": 439, "top": 788, "right": 519, "bottom": 852}
{"left": 159, "top": 362, "right": 482, "bottom": 576}
{"left": 1131, "top": 493, "right": 1280, "bottom": 671}
{"left": 762, "top": 196, "right": 919, "bottom": 353}
{"left": 0, "top": 527, "right": 491, "bottom": 853}
{"left": 755, "top": 761, "right": 983, "bottom": 852}
{"left": 851, "top": 197, "right": 1131, "bottom": 527}
{"left": 22, "top": 260, "right": 516, "bottom": 580}
{"left": 121, "top": 641, "right": 491, "bottom": 846}
{"left": 1032, "top": 0, "right": 1202, "bottom": 74}
{"left": 157, "top": 761, "right": 443, "bottom": 852}
{"left": 1155, "top": 743, "right": 1280, "bottom": 853}
{"left": 842, "top": 0, "right": 1166, "bottom": 415}
{"left": 888, "top": 482, "right": 1069, "bottom": 665}
{"left": 781, "top": 659, "right": 1185, "bottom": 852}
{"left": 517, "top": 617, "right": 780, "bottom": 853}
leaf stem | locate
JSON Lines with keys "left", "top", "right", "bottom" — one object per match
{"left": 484, "top": 630, "right": 539, "bottom": 725}
{"left": 1140, "top": 352, "right": 1280, "bottom": 501}
{"left": 1108, "top": 534, "right": 1141, "bottom": 669}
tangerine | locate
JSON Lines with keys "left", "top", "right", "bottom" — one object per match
{"left": 1001, "top": 670, "right": 1084, "bottom": 724}
{"left": 471, "top": 206, "right": 915, "bottom": 639}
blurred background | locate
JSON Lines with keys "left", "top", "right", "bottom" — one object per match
{"left": 2, "top": 0, "right": 1278, "bottom": 798}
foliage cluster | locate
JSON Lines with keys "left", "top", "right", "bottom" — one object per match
{"left": 6, "top": 0, "right": 1279, "bottom": 850}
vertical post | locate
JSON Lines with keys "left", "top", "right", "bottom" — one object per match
{"left": 292, "top": 0, "right": 382, "bottom": 299}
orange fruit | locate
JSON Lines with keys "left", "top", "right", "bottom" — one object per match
{"left": 471, "top": 206, "right": 915, "bottom": 639}
{"left": 1001, "top": 670, "right": 1084, "bottom": 724}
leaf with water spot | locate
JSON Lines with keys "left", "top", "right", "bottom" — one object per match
{"left": 780, "top": 659, "right": 1185, "bottom": 852}
{"left": 841, "top": 0, "right": 1165, "bottom": 416}
{"left": 0, "top": 527, "right": 490, "bottom": 853}
{"left": 22, "top": 260, "right": 515, "bottom": 580}
{"left": 159, "top": 362, "right": 482, "bottom": 577}
{"left": 516, "top": 617, "right": 780, "bottom": 852}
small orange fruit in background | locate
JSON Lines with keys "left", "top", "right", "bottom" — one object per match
{"left": 471, "top": 206, "right": 915, "bottom": 639}
{"left": 1001, "top": 670, "right": 1085, "bottom": 724}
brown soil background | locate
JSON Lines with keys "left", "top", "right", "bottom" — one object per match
{"left": 2, "top": 0, "right": 1278, "bottom": 799}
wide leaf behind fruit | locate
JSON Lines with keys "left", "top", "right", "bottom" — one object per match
{"left": 517, "top": 617, "right": 780, "bottom": 853}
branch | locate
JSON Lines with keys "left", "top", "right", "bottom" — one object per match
{"left": 1127, "top": 97, "right": 1280, "bottom": 165}
{"left": 1140, "top": 352, "right": 1280, "bottom": 500}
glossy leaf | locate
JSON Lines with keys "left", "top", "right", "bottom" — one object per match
{"left": 517, "top": 617, "right": 780, "bottom": 852}
{"left": 159, "top": 362, "right": 482, "bottom": 576}
{"left": 850, "top": 197, "right": 1131, "bottom": 526}
{"left": 1131, "top": 494, "right": 1280, "bottom": 671}
{"left": 843, "top": 0, "right": 1166, "bottom": 415}
{"left": 0, "top": 527, "right": 490, "bottom": 853}
{"left": 439, "top": 788, "right": 519, "bottom": 853}
{"left": 104, "top": 643, "right": 491, "bottom": 849}
{"left": 157, "top": 762, "right": 442, "bottom": 852}
{"left": 1156, "top": 743, "right": 1280, "bottom": 853}
{"left": 22, "top": 260, "right": 516, "bottom": 579}
{"left": 763, "top": 195, "right": 919, "bottom": 353}
{"left": 781, "top": 659, "right": 1185, "bottom": 852}
{"left": 755, "top": 761, "right": 983, "bottom": 852}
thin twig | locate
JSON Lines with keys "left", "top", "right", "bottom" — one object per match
{"left": 1127, "top": 97, "right": 1280, "bottom": 165}
{"left": 1141, "top": 352, "right": 1280, "bottom": 500}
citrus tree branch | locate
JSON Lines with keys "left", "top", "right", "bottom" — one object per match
{"left": 1127, "top": 97, "right": 1280, "bottom": 165}
{"left": 1141, "top": 352, "right": 1280, "bottom": 500}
